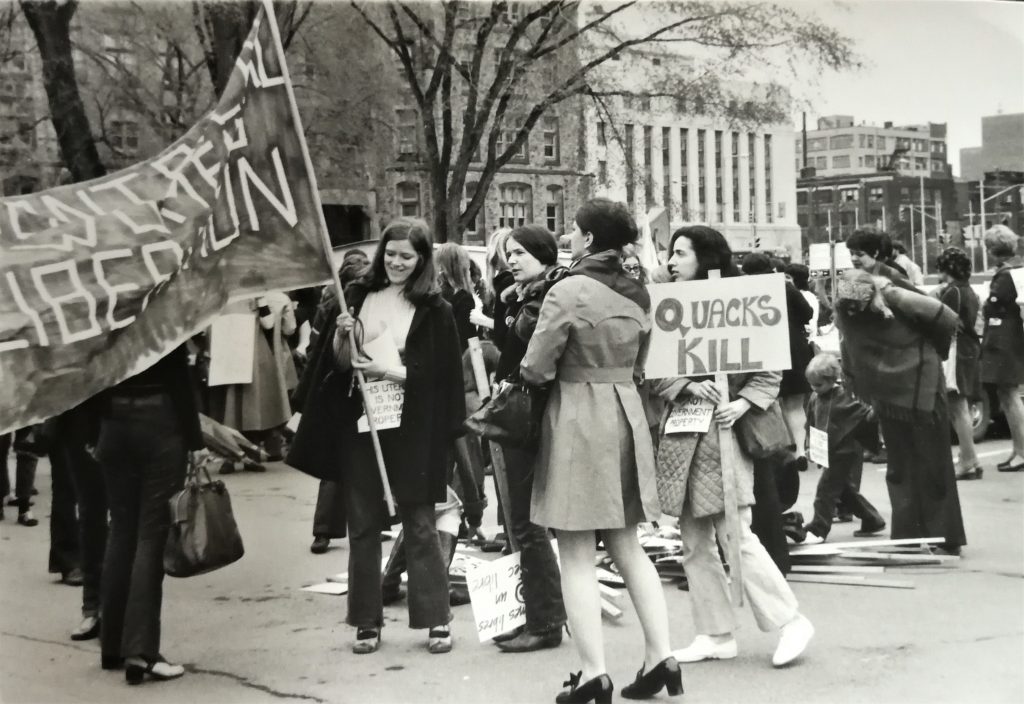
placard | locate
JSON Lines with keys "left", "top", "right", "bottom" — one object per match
{"left": 1008, "top": 268, "right": 1024, "bottom": 305}
{"left": 208, "top": 313, "right": 256, "bottom": 386}
{"left": 466, "top": 552, "right": 526, "bottom": 642}
{"left": 356, "top": 380, "right": 404, "bottom": 433}
{"left": 808, "top": 242, "right": 854, "bottom": 272}
{"left": 809, "top": 426, "right": 829, "bottom": 468}
{"left": 664, "top": 396, "right": 716, "bottom": 434}
{"left": 644, "top": 274, "right": 791, "bottom": 379}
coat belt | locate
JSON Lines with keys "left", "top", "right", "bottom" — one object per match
{"left": 558, "top": 366, "right": 634, "bottom": 383}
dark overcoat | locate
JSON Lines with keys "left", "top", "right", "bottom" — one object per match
{"left": 287, "top": 285, "right": 466, "bottom": 506}
{"left": 980, "top": 257, "right": 1024, "bottom": 386}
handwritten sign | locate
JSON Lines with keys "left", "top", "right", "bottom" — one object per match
{"left": 356, "top": 380, "right": 404, "bottom": 433}
{"left": 808, "top": 242, "right": 854, "bottom": 272}
{"left": 1009, "top": 268, "right": 1024, "bottom": 306}
{"left": 644, "top": 274, "right": 791, "bottom": 379}
{"left": 208, "top": 311, "right": 256, "bottom": 386}
{"left": 808, "top": 426, "right": 829, "bottom": 468}
{"left": 466, "top": 552, "right": 526, "bottom": 642}
{"left": 664, "top": 396, "right": 715, "bottom": 434}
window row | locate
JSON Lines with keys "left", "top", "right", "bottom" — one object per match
{"left": 396, "top": 109, "right": 560, "bottom": 165}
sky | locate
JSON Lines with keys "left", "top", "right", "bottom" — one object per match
{"left": 785, "top": 0, "right": 1024, "bottom": 176}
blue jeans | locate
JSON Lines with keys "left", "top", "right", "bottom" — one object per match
{"left": 96, "top": 394, "right": 186, "bottom": 660}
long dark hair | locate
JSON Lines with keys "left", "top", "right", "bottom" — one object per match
{"left": 357, "top": 218, "right": 438, "bottom": 304}
{"left": 669, "top": 225, "right": 739, "bottom": 279}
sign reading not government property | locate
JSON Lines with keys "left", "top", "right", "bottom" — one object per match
{"left": 644, "top": 274, "right": 791, "bottom": 379}
{"left": 0, "top": 4, "right": 333, "bottom": 434}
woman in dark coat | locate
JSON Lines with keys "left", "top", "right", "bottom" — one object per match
{"left": 980, "top": 226, "right": 1024, "bottom": 472}
{"left": 934, "top": 248, "right": 984, "bottom": 480}
{"left": 835, "top": 269, "right": 966, "bottom": 554}
{"left": 486, "top": 228, "right": 515, "bottom": 349}
{"left": 288, "top": 218, "right": 465, "bottom": 655}
{"left": 435, "top": 243, "right": 476, "bottom": 351}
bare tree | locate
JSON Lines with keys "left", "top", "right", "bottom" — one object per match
{"left": 353, "top": 0, "right": 858, "bottom": 243}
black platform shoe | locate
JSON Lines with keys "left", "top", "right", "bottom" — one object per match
{"left": 621, "top": 656, "right": 684, "bottom": 700}
{"left": 555, "top": 672, "right": 613, "bottom": 704}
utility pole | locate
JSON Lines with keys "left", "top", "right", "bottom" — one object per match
{"left": 980, "top": 180, "right": 989, "bottom": 271}
{"left": 919, "top": 174, "right": 927, "bottom": 273}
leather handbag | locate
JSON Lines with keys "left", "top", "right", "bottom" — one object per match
{"left": 464, "top": 381, "right": 546, "bottom": 449}
{"left": 164, "top": 453, "right": 245, "bottom": 578}
{"left": 733, "top": 400, "right": 792, "bottom": 459}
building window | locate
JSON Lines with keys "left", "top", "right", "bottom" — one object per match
{"left": 643, "top": 125, "right": 653, "bottom": 204}
{"left": 840, "top": 188, "right": 857, "bottom": 203}
{"left": 864, "top": 154, "right": 876, "bottom": 168}
{"left": 832, "top": 155, "right": 850, "bottom": 169}
{"left": 597, "top": 121, "right": 606, "bottom": 146}
{"left": 545, "top": 186, "right": 564, "bottom": 234}
{"left": 870, "top": 186, "right": 884, "bottom": 201}
{"left": 815, "top": 156, "right": 827, "bottom": 168}
{"left": 542, "top": 116, "right": 559, "bottom": 163}
{"left": 778, "top": 202, "right": 786, "bottom": 219}
{"left": 498, "top": 183, "right": 531, "bottom": 228}
{"left": 807, "top": 137, "right": 828, "bottom": 152}
{"left": 764, "top": 134, "right": 773, "bottom": 224}
{"left": 397, "top": 181, "right": 420, "bottom": 217}
{"left": 714, "top": 131, "right": 723, "bottom": 220}
{"left": 662, "top": 127, "right": 671, "bottom": 209}
{"left": 625, "top": 123, "right": 635, "bottom": 208}
{"left": 496, "top": 127, "right": 528, "bottom": 163}
{"left": 598, "top": 159, "right": 608, "bottom": 183}
{"left": 696, "top": 129, "right": 705, "bottom": 214}
{"left": 931, "top": 160, "right": 944, "bottom": 172}
{"left": 396, "top": 108, "right": 418, "bottom": 158}
{"left": 829, "top": 135, "right": 853, "bottom": 149}
{"left": 103, "top": 34, "right": 137, "bottom": 71}
{"left": 731, "top": 131, "right": 740, "bottom": 222}
{"left": 463, "top": 182, "right": 483, "bottom": 242}
{"left": 109, "top": 120, "right": 139, "bottom": 154}
{"left": 748, "top": 133, "right": 756, "bottom": 219}
{"left": 932, "top": 141, "right": 945, "bottom": 154}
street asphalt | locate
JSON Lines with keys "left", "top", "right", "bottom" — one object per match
{"left": 1, "top": 436, "right": 1021, "bottom": 704}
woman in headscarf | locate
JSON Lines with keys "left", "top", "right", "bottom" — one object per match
{"left": 934, "top": 247, "right": 983, "bottom": 480}
{"left": 834, "top": 269, "right": 966, "bottom": 554}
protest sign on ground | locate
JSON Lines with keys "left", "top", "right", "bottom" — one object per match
{"left": 0, "top": 5, "right": 332, "bottom": 434}
{"left": 466, "top": 552, "right": 526, "bottom": 642}
{"left": 644, "top": 274, "right": 791, "bottom": 379}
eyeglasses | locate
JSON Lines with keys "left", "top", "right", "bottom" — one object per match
{"left": 623, "top": 264, "right": 641, "bottom": 273}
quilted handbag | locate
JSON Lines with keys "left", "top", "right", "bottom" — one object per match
{"left": 464, "top": 381, "right": 546, "bottom": 449}
{"left": 164, "top": 453, "right": 245, "bottom": 578}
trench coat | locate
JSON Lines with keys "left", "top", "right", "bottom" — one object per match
{"left": 980, "top": 257, "right": 1024, "bottom": 386}
{"left": 287, "top": 285, "right": 466, "bottom": 506}
{"left": 521, "top": 275, "right": 660, "bottom": 531}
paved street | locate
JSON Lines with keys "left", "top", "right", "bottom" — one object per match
{"left": 2, "top": 437, "right": 1022, "bottom": 704}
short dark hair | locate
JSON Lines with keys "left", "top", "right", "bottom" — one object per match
{"left": 575, "top": 198, "right": 638, "bottom": 252}
{"left": 741, "top": 252, "right": 773, "bottom": 275}
{"left": 786, "top": 262, "right": 811, "bottom": 291}
{"left": 669, "top": 225, "right": 739, "bottom": 280}
{"left": 508, "top": 224, "right": 559, "bottom": 266}
{"left": 891, "top": 241, "right": 907, "bottom": 255}
{"left": 845, "top": 229, "right": 884, "bottom": 257}
{"left": 359, "top": 217, "right": 438, "bottom": 304}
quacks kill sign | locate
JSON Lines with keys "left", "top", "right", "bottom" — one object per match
{"left": 643, "top": 273, "right": 792, "bottom": 379}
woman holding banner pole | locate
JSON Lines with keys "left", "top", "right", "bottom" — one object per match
{"left": 652, "top": 226, "right": 813, "bottom": 669}
{"left": 289, "top": 218, "right": 465, "bottom": 655}
{"left": 522, "top": 199, "right": 680, "bottom": 703}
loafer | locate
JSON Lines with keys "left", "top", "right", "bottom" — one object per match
{"left": 772, "top": 614, "right": 814, "bottom": 667}
{"left": 17, "top": 511, "right": 38, "bottom": 527}
{"left": 71, "top": 615, "right": 101, "bottom": 641}
{"left": 62, "top": 567, "right": 84, "bottom": 586}
{"left": 496, "top": 628, "right": 562, "bottom": 653}
{"left": 853, "top": 522, "right": 886, "bottom": 537}
{"left": 673, "top": 635, "right": 737, "bottom": 663}
{"left": 492, "top": 625, "right": 524, "bottom": 643}
{"left": 309, "top": 536, "right": 330, "bottom": 554}
{"left": 955, "top": 466, "right": 983, "bottom": 480}
{"left": 997, "top": 457, "right": 1024, "bottom": 472}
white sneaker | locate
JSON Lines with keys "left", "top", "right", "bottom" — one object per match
{"left": 801, "top": 532, "right": 825, "bottom": 545}
{"left": 673, "top": 634, "right": 738, "bottom": 663}
{"left": 772, "top": 614, "right": 814, "bottom": 667}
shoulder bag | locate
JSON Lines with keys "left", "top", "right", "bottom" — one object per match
{"left": 733, "top": 400, "right": 792, "bottom": 459}
{"left": 464, "top": 380, "right": 546, "bottom": 450}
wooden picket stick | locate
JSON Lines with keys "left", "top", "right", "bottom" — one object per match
{"left": 708, "top": 269, "right": 744, "bottom": 606}
{"left": 468, "top": 337, "right": 519, "bottom": 552}
{"left": 263, "top": 0, "right": 394, "bottom": 516}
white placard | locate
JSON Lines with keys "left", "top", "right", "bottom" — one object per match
{"left": 664, "top": 396, "right": 715, "bottom": 434}
{"left": 645, "top": 274, "right": 791, "bottom": 379}
{"left": 809, "top": 426, "right": 829, "bottom": 468}
{"left": 208, "top": 312, "right": 256, "bottom": 386}
{"left": 467, "top": 552, "right": 526, "bottom": 642}
{"left": 1008, "top": 268, "right": 1024, "bottom": 305}
{"left": 356, "top": 380, "right": 404, "bottom": 433}
{"left": 808, "top": 242, "right": 854, "bottom": 272}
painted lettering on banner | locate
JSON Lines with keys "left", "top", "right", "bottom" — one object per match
{"left": 644, "top": 274, "right": 791, "bottom": 379}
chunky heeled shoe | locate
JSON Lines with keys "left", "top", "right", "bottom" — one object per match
{"left": 124, "top": 656, "right": 185, "bottom": 685}
{"left": 492, "top": 625, "right": 524, "bottom": 643}
{"left": 352, "top": 627, "right": 381, "bottom": 654}
{"left": 555, "top": 672, "right": 613, "bottom": 704}
{"left": 621, "top": 656, "right": 684, "bottom": 699}
{"left": 427, "top": 625, "right": 452, "bottom": 654}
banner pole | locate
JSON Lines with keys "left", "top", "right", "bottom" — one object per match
{"left": 261, "top": 0, "right": 395, "bottom": 516}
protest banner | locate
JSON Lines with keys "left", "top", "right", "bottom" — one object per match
{"left": 0, "top": 5, "right": 333, "bottom": 434}
{"left": 644, "top": 273, "right": 792, "bottom": 379}
{"left": 466, "top": 552, "right": 527, "bottom": 642}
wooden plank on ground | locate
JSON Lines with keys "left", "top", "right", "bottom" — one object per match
{"left": 601, "top": 598, "right": 623, "bottom": 619}
{"left": 790, "top": 537, "right": 944, "bottom": 554}
{"left": 788, "top": 574, "right": 915, "bottom": 589}
{"left": 599, "top": 583, "right": 621, "bottom": 601}
{"left": 791, "top": 565, "right": 886, "bottom": 574}
{"left": 839, "top": 551, "right": 957, "bottom": 564}
{"left": 596, "top": 567, "right": 625, "bottom": 586}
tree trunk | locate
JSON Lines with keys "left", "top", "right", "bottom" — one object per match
{"left": 21, "top": 0, "right": 106, "bottom": 182}
{"left": 203, "top": 2, "right": 258, "bottom": 95}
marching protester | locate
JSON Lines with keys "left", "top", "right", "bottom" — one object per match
{"left": 980, "top": 225, "right": 1024, "bottom": 472}
{"left": 652, "top": 226, "right": 813, "bottom": 669}
{"left": 289, "top": 218, "right": 465, "bottom": 656}
{"left": 933, "top": 247, "right": 985, "bottom": 480}
{"left": 801, "top": 353, "right": 886, "bottom": 543}
{"left": 436, "top": 243, "right": 477, "bottom": 351}
{"left": 486, "top": 225, "right": 569, "bottom": 653}
{"left": 834, "top": 269, "right": 965, "bottom": 554}
{"left": 486, "top": 227, "right": 515, "bottom": 348}
{"left": 621, "top": 243, "right": 649, "bottom": 284}
{"left": 845, "top": 229, "right": 916, "bottom": 291}
{"left": 522, "top": 199, "right": 681, "bottom": 702}
{"left": 892, "top": 241, "right": 925, "bottom": 287}
{"left": 97, "top": 344, "right": 201, "bottom": 684}
{"left": 0, "top": 428, "right": 39, "bottom": 526}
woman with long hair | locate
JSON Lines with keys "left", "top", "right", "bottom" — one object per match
{"left": 486, "top": 228, "right": 515, "bottom": 348}
{"left": 522, "top": 199, "right": 680, "bottom": 703}
{"left": 653, "top": 226, "right": 814, "bottom": 670}
{"left": 289, "top": 218, "right": 465, "bottom": 655}
{"left": 435, "top": 243, "right": 476, "bottom": 351}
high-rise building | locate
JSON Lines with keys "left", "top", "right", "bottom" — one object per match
{"left": 959, "top": 113, "right": 1024, "bottom": 180}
